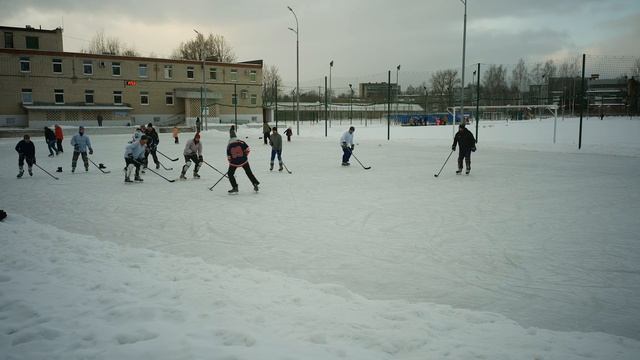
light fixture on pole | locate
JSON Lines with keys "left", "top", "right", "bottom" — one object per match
{"left": 287, "top": 6, "right": 300, "bottom": 135}
{"left": 193, "top": 29, "right": 207, "bottom": 131}
{"left": 329, "top": 60, "right": 333, "bottom": 127}
{"left": 459, "top": 0, "right": 467, "bottom": 127}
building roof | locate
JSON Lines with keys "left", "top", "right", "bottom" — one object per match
{"left": 0, "top": 25, "right": 62, "bottom": 34}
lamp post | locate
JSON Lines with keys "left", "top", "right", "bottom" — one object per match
{"left": 329, "top": 60, "right": 333, "bottom": 127}
{"left": 193, "top": 29, "right": 207, "bottom": 131}
{"left": 349, "top": 84, "right": 353, "bottom": 124}
{"left": 287, "top": 6, "right": 300, "bottom": 135}
{"left": 459, "top": 0, "right": 467, "bottom": 126}
{"left": 396, "top": 64, "right": 401, "bottom": 114}
{"left": 423, "top": 85, "right": 428, "bottom": 117}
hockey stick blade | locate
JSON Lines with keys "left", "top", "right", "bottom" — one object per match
{"left": 157, "top": 150, "right": 179, "bottom": 162}
{"left": 88, "top": 158, "right": 111, "bottom": 173}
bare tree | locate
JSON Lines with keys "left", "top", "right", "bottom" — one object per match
{"left": 511, "top": 58, "right": 529, "bottom": 93}
{"left": 430, "top": 69, "right": 460, "bottom": 110}
{"left": 633, "top": 58, "right": 640, "bottom": 78}
{"left": 81, "top": 30, "right": 139, "bottom": 56}
{"left": 262, "top": 64, "right": 282, "bottom": 107}
{"left": 482, "top": 65, "right": 509, "bottom": 105}
{"left": 172, "top": 32, "right": 237, "bottom": 63}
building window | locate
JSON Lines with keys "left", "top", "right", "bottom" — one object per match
{"left": 54, "top": 89, "right": 64, "bottom": 104}
{"left": 52, "top": 59, "right": 63, "bottom": 74}
{"left": 19, "top": 57, "right": 30, "bottom": 72}
{"left": 230, "top": 69, "right": 238, "bottom": 82}
{"left": 113, "top": 91, "right": 123, "bottom": 105}
{"left": 240, "top": 89, "right": 248, "bottom": 99}
{"left": 83, "top": 60, "right": 93, "bottom": 75}
{"left": 25, "top": 36, "right": 39, "bottom": 49}
{"left": 4, "top": 32, "right": 14, "bottom": 48}
{"left": 112, "top": 62, "right": 121, "bottom": 76}
{"left": 85, "top": 90, "right": 94, "bottom": 104}
{"left": 251, "top": 94, "right": 257, "bottom": 105}
{"left": 250, "top": 70, "right": 257, "bottom": 82}
{"left": 187, "top": 66, "right": 195, "bottom": 79}
{"left": 140, "top": 91, "right": 149, "bottom": 105}
{"left": 138, "top": 64, "right": 148, "bottom": 78}
{"left": 21, "top": 89, "right": 33, "bottom": 104}
{"left": 165, "top": 92, "right": 174, "bottom": 105}
{"left": 164, "top": 65, "right": 173, "bottom": 79}
{"left": 209, "top": 68, "right": 217, "bottom": 80}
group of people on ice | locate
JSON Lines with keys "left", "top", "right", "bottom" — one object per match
{"left": 15, "top": 120, "right": 478, "bottom": 191}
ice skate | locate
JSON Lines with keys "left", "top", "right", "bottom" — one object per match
{"left": 228, "top": 187, "right": 239, "bottom": 194}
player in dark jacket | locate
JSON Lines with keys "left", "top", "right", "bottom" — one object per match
{"left": 144, "top": 123, "right": 161, "bottom": 169}
{"left": 452, "top": 122, "right": 477, "bottom": 175}
{"left": 15, "top": 134, "right": 36, "bottom": 178}
{"left": 44, "top": 126, "right": 57, "bottom": 156}
{"left": 226, "top": 137, "right": 260, "bottom": 193}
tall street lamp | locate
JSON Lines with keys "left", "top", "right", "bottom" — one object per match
{"left": 287, "top": 6, "right": 300, "bottom": 135}
{"left": 349, "top": 84, "right": 353, "bottom": 124}
{"left": 193, "top": 29, "right": 207, "bottom": 131}
{"left": 396, "top": 64, "right": 401, "bottom": 114}
{"left": 329, "top": 60, "right": 333, "bottom": 127}
{"left": 459, "top": 0, "right": 468, "bottom": 126}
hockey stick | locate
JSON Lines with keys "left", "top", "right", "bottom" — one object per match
{"left": 434, "top": 150, "right": 454, "bottom": 178}
{"left": 88, "top": 158, "right": 111, "bottom": 173}
{"left": 157, "top": 150, "right": 179, "bottom": 162}
{"left": 281, "top": 162, "right": 292, "bottom": 174}
{"left": 133, "top": 159, "right": 175, "bottom": 182}
{"left": 202, "top": 160, "right": 228, "bottom": 177}
{"left": 33, "top": 163, "right": 59, "bottom": 180}
{"left": 208, "top": 172, "right": 228, "bottom": 191}
{"left": 350, "top": 152, "right": 371, "bottom": 170}
{"left": 157, "top": 160, "right": 173, "bottom": 171}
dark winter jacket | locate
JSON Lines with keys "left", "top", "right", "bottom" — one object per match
{"left": 146, "top": 128, "right": 159, "bottom": 148}
{"left": 227, "top": 139, "right": 250, "bottom": 167}
{"left": 15, "top": 140, "right": 36, "bottom": 159}
{"left": 452, "top": 128, "right": 476, "bottom": 151}
{"left": 44, "top": 127, "right": 55, "bottom": 142}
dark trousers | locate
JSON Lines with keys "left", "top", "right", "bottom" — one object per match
{"left": 46, "top": 140, "right": 57, "bottom": 155}
{"left": 145, "top": 148, "right": 159, "bottom": 167}
{"left": 181, "top": 154, "right": 201, "bottom": 175}
{"left": 72, "top": 151, "right": 88, "bottom": 170}
{"left": 263, "top": 132, "right": 270, "bottom": 144}
{"left": 18, "top": 154, "right": 34, "bottom": 169}
{"left": 56, "top": 139, "right": 63, "bottom": 152}
{"left": 342, "top": 147, "right": 352, "bottom": 164}
{"left": 125, "top": 157, "right": 141, "bottom": 177}
{"left": 228, "top": 163, "right": 259, "bottom": 189}
{"left": 174, "top": 137, "right": 179, "bottom": 144}
{"left": 286, "top": 135, "right": 291, "bottom": 142}
{"left": 457, "top": 149, "right": 471, "bottom": 170}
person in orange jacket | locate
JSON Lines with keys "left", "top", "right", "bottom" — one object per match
{"left": 54, "top": 124, "right": 64, "bottom": 153}
{"left": 172, "top": 126, "right": 180, "bottom": 144}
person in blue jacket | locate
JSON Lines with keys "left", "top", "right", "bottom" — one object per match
{"left": 70, "top": 126, "right": 93, "bottom": 172}
{"left": 226, "top": 137, "right": 260, "bottom": 193}
{"left": 124, "top": 135, "right": 148, "bottom": 183}
{"left": 15, "top": 134, "right": 36, "bottom": 178}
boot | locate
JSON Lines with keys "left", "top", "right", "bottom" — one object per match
{"left": 48, "top": 153, "right": 54, "bottom": 158}
{"left": 456, "top": 168, "right": 463, "bottom": 174}
{"left": 124, "top": 176, "right": 133, "bottom": 183}
{"left": 134, "top": 175, "right": 144, "bottom": 182}
{"left": 193, "top": 172, "right": 200, "bottom": 179}
{"left": 228, "top": 186, "right": 238, "bottom": 194}
{"left": 17, "top": 169, "right": 24, "bottom": 178}
{"left": 465, "top": 168, "right": 471, "bottom": 175}
{"left": 278, "top": 162, "right": 283, "bottom": 172}
{"left": 28, "top": 167, "right": 33, "bottom": 176}
{"left": 270, "top": 162, "right": 274, "bottom": 171}
{"left": 179, "top": 173, "right": 187, "bottom": 180}
{"left": 72, "top": 167, "right": 76, "bottom": 173}
{"left": 155, "top": 163, "right": 160, "bottom": 169}
{"left": 253, "top": 183, "right": 259, "bottom": 192}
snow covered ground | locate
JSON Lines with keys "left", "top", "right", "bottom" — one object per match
{"left": 1, "top": 117, "right": 640, "bottom": 359}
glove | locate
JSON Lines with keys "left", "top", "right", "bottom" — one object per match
{"left": 350, "top": 144, "right": 355, "bottom": 150}
{"left": 89, "top": 148, "right": 94, "bottom": 155}
{"left": 32, "top": 158, "right": 36, "bottom": 164}
{"left": 471, "top": 147, "right": 477, "bottom": 152}
{"left": 451, "top": 146, "right": 456, "bottom": 151}
{"left": 341, "top": 142, "right": 347, "bottom": 148}
{"left": 74, "top": 145, "right": 80, "bottom": 152}
{"left": 126, "top": 154, "right": 134, "bottom": 161}
{"left": 198, "top": 155, "right": 203, "bottom": 163}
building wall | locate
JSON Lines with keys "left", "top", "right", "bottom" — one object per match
{"left": 0, "top": 49, "right": 263, "bottom": 127}
{"left": 1, "top": 26, "right": 63, "bottom": 52}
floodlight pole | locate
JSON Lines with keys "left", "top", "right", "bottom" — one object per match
{"left": 288, "top": 6, "right": 300, "bottom": 135}
{"left": 194, "top": 29, "right": 207, "bottom": 131}
{"left": 329, "top": 60, "right": 333, "bottom": 127}
{"left": 459, "top": 0, "right": 467, "bottom": 126}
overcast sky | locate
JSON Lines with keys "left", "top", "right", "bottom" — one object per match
{"left": 2, "top": 0, "right": 639, "bottom": 92}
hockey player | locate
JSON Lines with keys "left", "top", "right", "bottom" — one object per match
{"left": 15, "top": 134, "right": 36, "bottom": 178}
{"left": 144, "top": 123, "right": 160, "bottom": 169}
{"left": 172, "top": 126, "right": 180, "bottom": 144}
{"left": 44, "top": 126, "right": 57, "bottom": 157}
{"left": 124, "top": 135, "right": 149, "bottom": 182}
{"left": 180, "top": 132, "right": 203, "bottom": 180}
{"left": 339, "top": 126, "right": 355, "bottom": 166}
{"left": 452, "top": 122, "right": 477, "bottom": 175}
{"left": 54, "top": 124, "right": 64, "bottom": 153}
{"left": 269, "top": 127, "right": 284, "bottom": 171}
{"left": 262, "top": 121, "right": 271, "bottom": 145}
{"left": 284, "top": 127, "right": 293, "bottom": 142}
{"left": 226, "top": 136, "right": 260, "bottom": 193}
{"left": 70, "top": 126, "right": 93, "bottom": 172}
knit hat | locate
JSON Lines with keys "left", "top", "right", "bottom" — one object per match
{"left": 459, "top": 122, "right": 466, "bottom": 128}
{"left": 194, "top": 132, "right": 201, "bottom": 140}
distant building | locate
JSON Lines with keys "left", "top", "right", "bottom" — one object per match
{"left": 0, "top": 25, "right": 263, "bottom": 128}
{"left": 359, "top": 82, "right": 400, "bottom": 101}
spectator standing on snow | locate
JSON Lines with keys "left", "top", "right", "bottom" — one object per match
{"left": 269, "top": 127, "right": 284, "bottom": 171}
{"left": 284, "top": 127, "right": 293, "bottom": 142}
{"left": 339, "top": 126, "right": 355, "bottom": 166}
{"left": 70, "top": 126, "right": 93, "bottom": 172}
{"left": 452, "top": 122, "right": 477, "bottom": 175}
{"left": 262, "top": 120, "right": 271, "bottom": 145}
{"left": 15, "top": 134, "right": 36, "bottom": 178}
{"left": 144, "top": 123, "right": 160, "bottom": 169}
{"left": 180, "top": 132, "right": 203, "bottom": 180}
{"left": 172, "top": 126, "right": 180, "bottom": 144}
{"left": 44, "top": 126, "right": 57, "bottom": 157}
{"left": 229, "top": 125, "right": 237, "bottom": 139}
{"left": 54, "top": 124, "right": 64, "bottom": 153}
{"left": 124, "top": 135, "right": 148, "bottom": 183}
{"left": 226, "top": 137, "right": 260, "bottom": 193}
